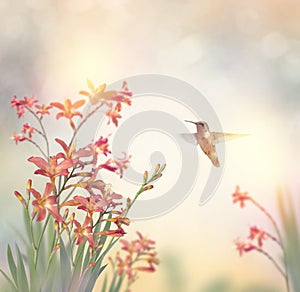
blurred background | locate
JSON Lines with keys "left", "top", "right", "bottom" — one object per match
{"left": 1, "top": 0, "right": 300, "bottom": 291}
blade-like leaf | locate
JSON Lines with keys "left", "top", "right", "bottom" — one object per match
{"left": 101, "top": 275, "right": 108, "bottom": 292}
{"left": 16, "top": 244, "right": 29, "bottom": 292}
{"left": 68, "top": 243, "right": 86, "bottom": 291}
{"left": 60, "top": 238, "right": 72, "bottom": 291}
{"left": 7, "top": 244, "right": 17, "bottom": 286}
{"left": 22, "top": 209, "right": 31, "bottom": 244}
{"left": 82, "top": 264, "right": 108, "bottom": 292}
{"left": 108, "top": 272, "right": 118, "bottom": 292}
{"left": 0, "top": 268, "right": 18, "bottom": 292}
{"left": 114, "top": 274, "right": 124, "bottom": 292}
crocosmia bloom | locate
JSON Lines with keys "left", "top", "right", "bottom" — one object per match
{"left": 28, "top": 156, "right": 73, "bottom": 183}
{"left": 232, "top": 185, "right": 251, "bottom": 208}
{"left": 73, "top": 216, "right": 96, "bottom": 247}
{"left": 31, "top": 183, "right": 63, "bottom": 222}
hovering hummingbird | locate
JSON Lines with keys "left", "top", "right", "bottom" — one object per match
{"left": 183, "top": 120, "right": 249, "bottom": 167}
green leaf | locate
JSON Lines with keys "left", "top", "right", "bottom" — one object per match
{"left": 43, "top": 251, "right": 59, "bottom": 292}
{"left": 0, "top": 268, "right": 18, "bottom": 291}
{"left": 22, "top": 209, "right": 32, "bottom": 244}
{"left": 101, "top": 275, "right": 108, "bottom": 292}
{"left": 68, "top": 243, "right": 85, "bottom": 291}
{"left": 16, "top": 244, "right": 29, "bottom": 292}
{"left": 277, "top": 189, "right": 300, "bottom": 292}
{"left": 108, "top": 271, "right": 118, "bottom": 292}
{"left": 82, "top": 264, "right": 107, "bottom": 292}
{"left": 60, "top": 238, "right": 72, "bottom": 291}
{"left": 114, "top": 274, "right": 124, "bottom": 292}
{"left": 47, "top": 216, "right": 56, "bottom": 257}
{"left": 7, "top": 244, "right": 17, "bottom": 286}
{"left": 28, "top": 246, "right": 38, "bottom": 292}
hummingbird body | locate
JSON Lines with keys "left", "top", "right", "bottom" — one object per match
{"left": 184, "top": 120, "right": 249, "bottom": 167}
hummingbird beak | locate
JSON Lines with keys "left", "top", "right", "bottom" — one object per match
{"left": 184, "top": 120, "right": 197, "bottom": 124}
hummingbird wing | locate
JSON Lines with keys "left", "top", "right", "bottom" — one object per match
{"left": 211, "top": 132, "right": 250, "bottom": 144}
{"left": 180, "top": 133, "right": 198, "bottom": 145}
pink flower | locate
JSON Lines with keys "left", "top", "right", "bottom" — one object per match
{"left": 31, "top": 183, "right": 63, "bottom": 222}
{"left": 249, "top": 226, "right": 268, "bottom": 247}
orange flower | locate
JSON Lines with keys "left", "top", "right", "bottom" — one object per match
{"left": 232, "top": 186, "right": 251, "bottom": 208}
{"left": 62, "top": 195, "right": 107, "bottom": 217}
{"left": 73, "top": 216, "right": 96, "bottom": 247}
{"left": 79, "top": 80, "right": 132, "bottom": 106}
{"left": 23, "top": 95, "right": 38, "bottom": 108}
{"left": 31, "top": 183, "right": 63, "bottom": 222}
{"left": 106, "top": 104, "right": 122, "bottom": 127}
{"left": 35, "top": 104, "right": 52, "bottom": 117}
{"left": 28, "top": 156, "right": 73, "bottom": 183}
{"left": 50, "top": 99, "right": 85, "bottom": 129}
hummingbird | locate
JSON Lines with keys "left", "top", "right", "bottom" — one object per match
{"left": 183, "top": 120, "right": 249, "bottom": 167}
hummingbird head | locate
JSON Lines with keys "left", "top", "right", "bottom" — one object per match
{"left": 184, "top": 120, "right": 209, "bottom": 130}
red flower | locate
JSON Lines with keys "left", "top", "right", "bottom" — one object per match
{"left": 98, "top": 228, "right": 126, "bottom": 237}
{"left": 22, "top": 123, "right": 35, "bottom": 138}
{"left": 11, "top": 96, "right": 23, "bottom": 108}
{"left": 249, "top": 226, "right": 268, "bottom": 247}
{"left": 28, "top": 156, "right": 73, "bottom": 183}
{"left": 232, "top": 186, "right": 252, "bottom": 208}
{"left": 234, "top": 238, "right": 257, "bottom": 256}
{"left": 12, "top": 133, "right": 27, "bottom": 144}
{"left": 31, "top": 183, "right": 63, "bottom": 222}
{"left": 73, "top": 216, "right": 96, "bottom": 247}
{"left": 94, "top": 136, "right": 111, "bottom": 157}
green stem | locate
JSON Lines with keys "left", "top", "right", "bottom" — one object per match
{"left": 34, "top": 214, "right": 51, "bottom": 268}
{"left": 25, "top": 207, "right": 37, "bottom": 251}
{"left": 252, "top": 199, "right": 290, "bottom": 292}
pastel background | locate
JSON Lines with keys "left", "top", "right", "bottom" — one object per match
{"left": 1, "top": 1, "right": 300, "bottom": 291}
